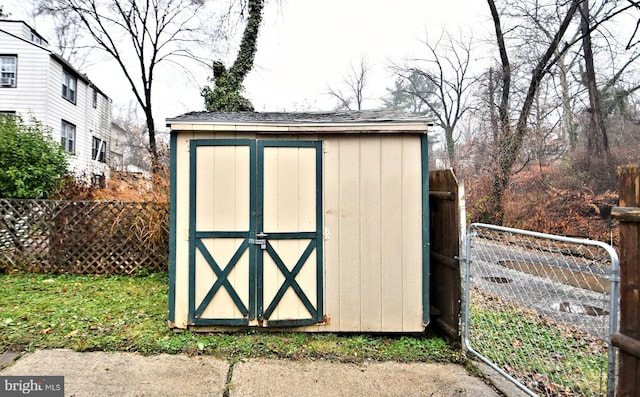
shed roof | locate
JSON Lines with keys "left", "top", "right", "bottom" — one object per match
{"left": 166, "top": 110, "right": 433, "bottom": 134}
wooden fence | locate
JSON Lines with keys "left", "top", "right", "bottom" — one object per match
{"left": 0, "top": 199, "right": 169, "bottom": 274}
{"left": 611, "top": 165, "right": 640, "bottom": 396}
{"left": 429, "top": 169, "right": 464, "bottom": 340}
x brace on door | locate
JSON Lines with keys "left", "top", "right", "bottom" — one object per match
{"left": 260, "top": 239, "right": 318, "bottom": 322}
{"left": 194, "top": 238, "right": 249, "bottom": 320}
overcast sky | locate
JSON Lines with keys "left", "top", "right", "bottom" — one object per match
{"left": 243, "top": 0, "right": 489, "bottom": 112}
{"left": 6, "top": 0, "right": 489, "bottom": 127}
{"left": 159, "top": 0, "right": 490, "bottom": 122}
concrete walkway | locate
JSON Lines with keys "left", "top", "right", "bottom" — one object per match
{"left": 0, "top": 349, "right": 507, "bottom": 396}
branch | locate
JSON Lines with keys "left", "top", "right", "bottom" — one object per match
{"left": 515, "top": 0, "right": 581, "bottom": 136}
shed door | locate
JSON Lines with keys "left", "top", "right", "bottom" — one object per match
{"left": 189, "top": 139, "right": 323, "bottom": 327}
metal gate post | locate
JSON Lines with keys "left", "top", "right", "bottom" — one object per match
{"left": 462, "top": 224, "right": 538, "bottom": 397}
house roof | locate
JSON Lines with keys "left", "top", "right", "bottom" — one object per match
{"left": 0, "top": 19, "right": 49, "bottom": 45}
{"left": 0, "top": 20, "right": 110, "bottom": 100}
{"left": 167, "top": 110, "right": 433, "bottom": 134}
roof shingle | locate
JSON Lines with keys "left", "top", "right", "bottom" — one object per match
{"left": 166, "top": 110, "right": 432, "bottom": 125}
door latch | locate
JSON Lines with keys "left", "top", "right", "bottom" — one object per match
{"left": 249, "top": 232, "right": 268, "bottom": 250}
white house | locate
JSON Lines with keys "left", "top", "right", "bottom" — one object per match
{"left": 0, "top": 19, "right": 112, "bottom": 183}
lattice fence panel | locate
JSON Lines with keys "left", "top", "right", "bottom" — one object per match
{"left": 1, "top": 199, "right": 169, "bottom": 274}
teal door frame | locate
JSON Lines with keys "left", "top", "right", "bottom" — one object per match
{"left": 184, "top": 139, "right": 323, "bottom": 327}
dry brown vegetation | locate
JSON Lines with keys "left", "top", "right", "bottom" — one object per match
{"left": 39, "top": 163, "right": 171, "bottom": 274}
{"left": 58, "top": 167, "right": 169, "bottom": 203}
{"left": 460, "top": 97, "right": 640, "bottom": 245}
{"left": 465, "top": 158, "right": 621, "bottom": 244}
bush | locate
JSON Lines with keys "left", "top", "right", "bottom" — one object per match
{"left": 0, "top": 116, "right": 68, "bottom": 198}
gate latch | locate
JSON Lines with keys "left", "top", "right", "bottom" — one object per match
{"left": 249, "top": 232, "right": 268, "bottom": 250}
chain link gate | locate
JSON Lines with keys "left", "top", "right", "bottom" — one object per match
{"left": 462, "top": 223, "right": 619, "bottom": 397}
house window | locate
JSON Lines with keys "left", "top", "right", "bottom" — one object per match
{"left": 61, "top": 120, "right": 76, "bottom": 153}
{"left": 92, "top": 88, "right": 98, "bottom": 108}
{"left": 62, "top": 70, "right": 77, "bottom": 103}
{"left": 92, "top": 174, "right": 106, "bottom": 188}
{"left": 0, "top": 56, "right": 17, "bottom": 88}
{"left": 30, "top": 32, "right": 42, "bottom": 45}
{"left": 92, "top": 136, "right": 106, "bottom": 162}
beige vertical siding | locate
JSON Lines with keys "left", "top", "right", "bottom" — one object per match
{"left": 380, "top": 137, "right": 404, "bottom": 330}
{"left": 195, "top": 145, "right": 250, "bottom": 232}
{"left": 359, "top": 136, "right": 383, "bottom": 331}
{"left": 262, "top": 146, "right": 316, "bottom": 233}
{"left": 321, "top": 134, "right": 424, "bottom": 332}
{"left": 401, "top": 137, "right": 423, "bottom": 329}
{"left": 262, "top": 146, "right": 318, "bottom": 322}
{"left": 193, "top": 145, "right": 251, "bottom": 319}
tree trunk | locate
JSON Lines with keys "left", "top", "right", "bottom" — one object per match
{"left": 488, "top": 67, "right": 500, "bottom": 145}
{"left": 558, "top": 52, "right": 577, "bottom": 150}
{"left": 444, "top": 126, "right": 455, "bottom": 165}
{"left": 145, "top": 107, "right": 159, "bottom": 173}
{"left": 482, "top": 0, "right": 512, "bottom": 225}
{"left": 580, "top": 0, "right": 611, "bottom": 168}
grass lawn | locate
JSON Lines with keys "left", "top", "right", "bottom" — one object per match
{"left": 470, "top": 290, "right": 609, "bottom": 396}
{"left": 0, "top": 273, "right": 460, "bottom": 363}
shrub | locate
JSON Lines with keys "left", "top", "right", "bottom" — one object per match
{"left": 0, "top": 116, "right": 68, "bottom": 198}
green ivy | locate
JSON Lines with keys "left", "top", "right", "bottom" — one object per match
{"left": 0, "top": 115, "right": 69, "bottom": 198}
{"left": 201, "top": 0, "right": 264, "bottom": 112}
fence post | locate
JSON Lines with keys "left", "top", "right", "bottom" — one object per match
{"left": 611, "top": 165, "right": 640, "bottom": 397}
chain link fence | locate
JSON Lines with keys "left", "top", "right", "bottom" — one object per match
{"left": 462, "top": 223, "right": 619, "bottom": 397}
{"left": 0, "top": 199, "right": 169, "bottom": 274}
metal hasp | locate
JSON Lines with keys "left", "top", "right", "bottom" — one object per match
{"left": 249, "top": 232, "right": 268, "bottom": 250}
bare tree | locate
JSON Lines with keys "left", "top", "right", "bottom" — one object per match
{"left": 557, "top": 50, "right": 580, "bottom": 149}
{"left": 484, "top": 0, "right": 582, "bottom": 224}
{"left": 392, "top": 31, "right": 475, "bottom": 164}
{"left": 38, "top": 0, "right": 209, "bottom": 172}
{"left": 600, "top": 52, "right": 640, "bottom": 116}
{"left": 624, "top": 0, "right": 640, "bottom": 49}
{"left": 328, "top": 58, "right": 369, "bottom": 111}
{"left": 483, "top": 0, "right": 640, "bottom": 224}
{"left": 31, "top": 6, "right": 90, "bottom": 68}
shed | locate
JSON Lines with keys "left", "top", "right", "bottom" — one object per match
{"left": 167, "top": 111, "right": 433, "bottom": 332}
